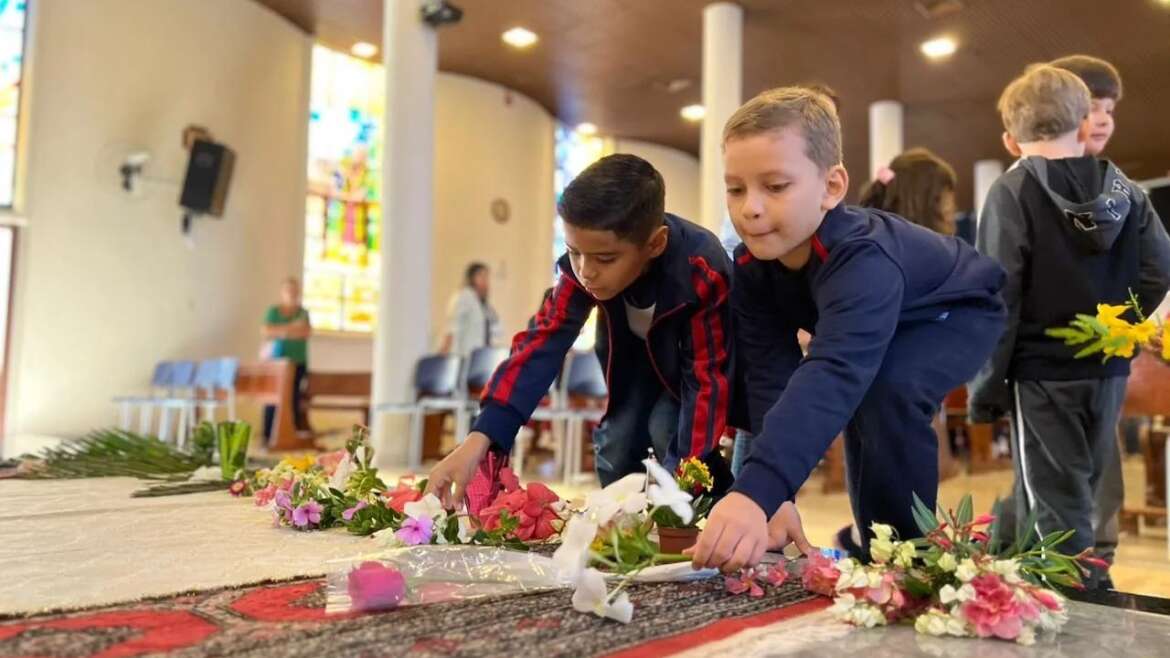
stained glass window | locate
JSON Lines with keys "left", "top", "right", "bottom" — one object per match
{"left": 303, "top": 46, "right": 383, "bottom": 333}
{"left": 0, "top": 0, "right": 26, "bottom": 208}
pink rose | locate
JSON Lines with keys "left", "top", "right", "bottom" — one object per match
{"left": 316, "top": 449, "right": 347, "bottom": 476}
{"left": 347, "top": 561, "right": 407, "bottom": 612}
{"left": 960, "top": 574, "right": 1026, "bottom": 640}
{"left": 801, "top": 553, "right": 841, "bottom": 597}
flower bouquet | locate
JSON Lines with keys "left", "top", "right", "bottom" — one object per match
{"left": 802, "top": 494, "right": 1103, "bottom": 645}
{"left": 1046, "top": 294, "right": 1168, "bottom": 362}
{"left": 650, "top": 456, "right": 715, "bottom": 553}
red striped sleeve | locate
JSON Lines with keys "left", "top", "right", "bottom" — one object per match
{"left": 687, "top": 256, "right": 731, "bottom": 457}
{"left": 485, "top": 276, "right": 575, "bottom": 404}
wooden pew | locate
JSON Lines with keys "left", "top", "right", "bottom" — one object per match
{"left": 235, "top": 360, "right": 299, "bottom": 450}
{"left": 1120, "top": 351, "right": 1170, "bottom": 529}
{"left": 304, "top": 371, "right": 371, "bottom": 427}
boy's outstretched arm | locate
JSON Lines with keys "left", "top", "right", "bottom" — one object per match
{"left": 427, "top": 274, "right": 593, "bottom": 508}
{"left": 1134, "top": 190, "right": 1170, "bottom": 314}
{"left": 968, "top": 180, "right": 1028, "bottom": 423}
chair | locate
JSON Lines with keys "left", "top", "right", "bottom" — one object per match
{"left": 373, "top": 354, "right": 463, "bottom": 468}
{"left": 454, "top": 347, "right": 509, "bottom": 440}
{"left": 112, "top": 361, "right": 173, "bottom": 433}
{"left": 527, "top": 350, "right": 607, "bottom": 483}
{"left": 152, "top": 360, "right": 197, "bottom": 446}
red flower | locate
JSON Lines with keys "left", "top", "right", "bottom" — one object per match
{"left": 765, "top": 560, "right": 789, "bottom": 587}
{"left": 1080, "top": 555, "right": 1110, "bottom": 570}
{"left": 971, "top": 531, "right": 990, "bottom": 544}
{"left": 499, "top": 466, "right": 521, "bottom": 493}
{"left": 960, "top": 574, "right": 1032, "bottom": 640}
{"left": 971, "top": 514, "right": 997, "bottom": 526}
{"left": 229, "top": 480, "right": 247, "bottom": 497}
{"left": 478, "top": 481, "right": 562, "bottom": 541}
{"left": 801, "top": 553, "right": 841, "bottom": 597}
{"left": 384, "top": 485, "right": 423, "bottom": 513}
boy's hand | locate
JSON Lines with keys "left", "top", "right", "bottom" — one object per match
{"left": 425, "top": 432, "right": 491, "bottom": 510}
{"left": 766, "top": 501, "right": 816, "bottom": 555}
{"left": 685, "top": 492, "right": 768, "bottom": 573}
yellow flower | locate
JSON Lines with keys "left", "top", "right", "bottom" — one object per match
{"left": 1096, "top": 303, "right": 1131, "bottom": 330}
{"left": 1103, "top": 338, "right": 1136, "bottom": 359}
{"left": 675, "top": 457, "right": 713, "bottom": 493}
{"left": 1162, "top": 323, "right": 1170, "bottom": 362}
{"left": 1131, "top": 318, "right": 1157, "bottom": 344}
{"left": 279, "top": 454, "right": 317, "bottom": 473}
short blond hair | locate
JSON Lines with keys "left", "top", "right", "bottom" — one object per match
{"left": 997, "top": 64, "right": 1091, "bottom": 143}
{"left": 722, "top": 87, "right": 842, "bottom": 171}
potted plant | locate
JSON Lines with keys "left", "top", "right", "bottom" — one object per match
{"left": 650, "top": 457, "right": 714, "bottom": 553}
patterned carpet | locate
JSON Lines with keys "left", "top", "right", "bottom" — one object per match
{"left": 0, "top": 571, "right": 829, "bottom": 658}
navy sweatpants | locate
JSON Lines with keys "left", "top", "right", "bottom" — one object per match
{"left": 844, "top": 303, "right": 1004, "bottom": 551}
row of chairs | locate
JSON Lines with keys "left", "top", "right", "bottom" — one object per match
{"left": 373, "top": 346, "right": 609, "bottom": 482}
{"left": 112, "top": 357, "right": 239, "bottom": 448}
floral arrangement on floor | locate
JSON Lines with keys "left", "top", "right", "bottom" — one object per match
{"left": 794, "top": 494, "right": 1105, "bottom": 645}
{"left": 550, "top": 458, "right": 711, "bottom": 623}
{"left": 650, "top": 457, "right": 714, "bottom": 532}
{"left": 1046, "top": 294, "right": 1168, "bottom": 361}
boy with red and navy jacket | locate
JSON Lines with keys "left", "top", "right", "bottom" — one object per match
{"left": 428, "top": 154, "right": 734, "bottom": 508}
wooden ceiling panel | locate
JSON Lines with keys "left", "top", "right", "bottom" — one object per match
{"left": 253, "top": 0, "right": 1170, "bottom": 208}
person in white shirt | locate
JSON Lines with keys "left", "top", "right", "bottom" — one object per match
{"left": 440, "top": 262, "right": 500, "bottom": 358}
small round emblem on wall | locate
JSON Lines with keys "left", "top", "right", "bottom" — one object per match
{"left": 490, "top": 198, "right": 510, "bottom": 224}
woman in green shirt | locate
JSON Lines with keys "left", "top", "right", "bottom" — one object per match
{"left": 261, "top": 277, "right": 312, "bottom": 441}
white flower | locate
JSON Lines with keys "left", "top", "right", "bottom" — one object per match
{"left": 353, "top": 446, "right": 367, "bottom": 465}
{"left": 435, "top": 514, "right": 474, "bottom": 545}
{"left": 945, "top": 614, "right": 969, "bottom": 637}
{"left": 584, "top": 473, "right": 648, "bottom": 525}
{"left": 871, "top": 523, "right": 894, "bottom": 542}
{"left": 845, "top": 603, "right": 886, "bottom": 628}
{"left": 552, "top": 514, "right": 599, "bottom": 580}
{"left": 991, "top": 559, "right": 1022, "bottom": 583}
{"left": 936, "top": 552, "right": 957, "bottom": 573}
{"left": 939, "top": 583, "right": 974, "bottom": 605}
{"left": 830, "top": 592, "right": 857, "bottom": 616}
{"left": 642, "top": 459, "right": 694, "bottom": 525}
{"left": 372, "top": 526, "right": 404, "bottom": 547}
{"left": 915, "top": 610, "right": 949, "bottom": 637}
{"left": 835, "top": 559, "right": 870, "bottom": 591}
{"left": 328, "top": 456, "right": 355, "bottom": 491}
{"left": 571, "top": 568, "right": 633, "bottom": 624}
{"left": 955, "top": 558, "right": 978, "bottom": 583}
{"left": 404, "top": 493, "right": 445, "bottom": 520}
{"left": 870, "top": 537, "right": 894, "bottom": 563}
{"left": 893, "top": 541, "right": 917, "bottom": 568}
{"left": 1016, "top": 626, "right": 1036, "bottom": 646}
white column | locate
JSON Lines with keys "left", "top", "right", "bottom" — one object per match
{"left": 372, "top": 0, "right": 436, "bottom": 466}
{"left": 699, "top": 2, "right": 743, "bottom": 237}
{"left": 973, "top": 159, "right": 1005, "bottom": 223}
{"left": 868, "top": 100, "right": 904, "bottom": 180}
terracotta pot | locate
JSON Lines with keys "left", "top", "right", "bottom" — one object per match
{"left": 657, "top": 526, "right": 700, "bottom": 554}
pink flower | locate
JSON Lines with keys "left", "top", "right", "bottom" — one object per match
{"left": 316, "top": 449, "right": 347, "bottom": 476}
{"left": 274, "top": 489, "right": 293, "bottom": 512}
{"left": 1081, "top": 555, "right": 1110, "bottom": 570}
{"left": 1031, "top": 588, "right": 1063, "bottom": 612}
{"left": 292, "top": 500, "right": 323, "bottom": 528}
{"left": 801, "top": 553, "right": 841, "bottom": 597}
{"left": 254, "top": 484, "right": 277, "bottom": 507}
{"left": 384, "top": 486, "right": 423, "bottom": 513}
{"left": 347, "top": 561, "right": 407, "bottom": 612}
{"left": 395, "top": 515, "right": 434, "bottom": 545}
{"left": 499, "top": 466, "right": 521, "bottom": 493}
{"left": 725, "top": 572, "right": 764, "bottom": 598}
{"left": 960, "top": 574, "right": 1026, "bottom": 640}
{"left": 478, "top": 481, "right": 562, "bottom": 541}
{"left": 343, "top": 500, "right": 368, "bottom": 521}
{"left": 765, "top": 560, "right": 789, "bottom": 587}
{"left": 971, "top": 531, "right": 990, "bottom": 544}
{"left": 971, "top": 514, "right": 996, "bottom": 526}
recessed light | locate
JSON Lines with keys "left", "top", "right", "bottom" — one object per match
{"left": 502, "top": 27, "right": 538, "bottom": 49}
{"left": 575, "top": 122, "right": 598, "bottom": 136}
{"left": 680, "top": 104, "right": 705, "bottom": 122}
{"left": 920, "top": 36, "right": 957, "bottom": 59}
{"left": 350, "top": 42, "right": 378, "bottom": 58}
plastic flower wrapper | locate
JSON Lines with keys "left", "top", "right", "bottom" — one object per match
{"left": 324, "top": 544, "right": 711, "bottom": 616}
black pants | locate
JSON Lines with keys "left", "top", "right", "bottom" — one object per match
{"left": 264, "top": 363, "right": 309, "bottom": 440}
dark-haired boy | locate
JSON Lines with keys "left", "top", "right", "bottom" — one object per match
{"left": 427, "top": 154, "right": 734, "bottom": 508}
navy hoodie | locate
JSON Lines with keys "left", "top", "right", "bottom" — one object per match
{"left": 473, "top": 213, "right": 733, "bottom": 469}
{"left": 731, "top": 204, "right": 1005, "bottom": 516}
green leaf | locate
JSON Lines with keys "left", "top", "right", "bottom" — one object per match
{"left": 911, "top": 492, "right": 939, "bottom": 535}
{"left": 956, "top": 495, "right": 973, "bottom": 527}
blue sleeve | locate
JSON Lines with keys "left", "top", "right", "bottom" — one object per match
{"left": 731, "top": 241, "right": 904, "bottom": 516}
{"left": 472, "top": 273, "right": 593, "bottom": 451}
{"left": 733, "top": 263, "right": 802, "bottom": 435}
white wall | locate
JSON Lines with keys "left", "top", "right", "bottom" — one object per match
{"left": 4, "top": 0, "right": 311, "bottom": 440}
{"left": 613, "top": 139, "right": 701, "bottom": 222}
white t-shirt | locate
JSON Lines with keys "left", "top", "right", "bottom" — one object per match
{"left": 625, "top": 299, "right": 656, "bottom": 340}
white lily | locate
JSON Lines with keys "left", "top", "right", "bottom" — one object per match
{"left": 571, "top": 568, "right": 634, "bottom": 624}
{"left": 328, "top": 456, "right": 355, "bottom": 491}
{"left": 552, "top": 514, "right": 599, "bottom": 579}
{"left": 404, "top": 493, "right": 445, "bottom": 520}
{"left": 642, "top": 458, "right": 694, "bottom": 525}
{"left": 584, "top": 473, "right": 648, "bottom": 525}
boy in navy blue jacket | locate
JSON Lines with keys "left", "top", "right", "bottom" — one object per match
{"left": 427, "top": 154, "right": 734, "bottom": 509}
{"left": 689, "top": 87, "right": 1006, "bottom": 573}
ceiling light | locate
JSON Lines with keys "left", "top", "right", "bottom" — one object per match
{"left": 920, "top": 36, "right": 957, "bottom": 59}
{"left": 502, "top": 27, "right": 538, "bottom": 49}
{"left": 680, "top": 104, "right": 705, "bottom": 122}
{"left": 350, "top": 42, "right": 378, "bottom": 58}
{"left": 575, "top": 122, "right": 598, "bottom": 136}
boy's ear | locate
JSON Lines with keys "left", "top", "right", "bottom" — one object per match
{"left": 1076, "top": 117, "right": 1091, "bottom": 144}
{"left": 821, "top": 164, "right": 849, "bottom": 212}
{"left": 645, "top": 224, "right": 669, "bottom": 258}
{"left": 1001, "top": 132, "right": 1022, "bottom": 158}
